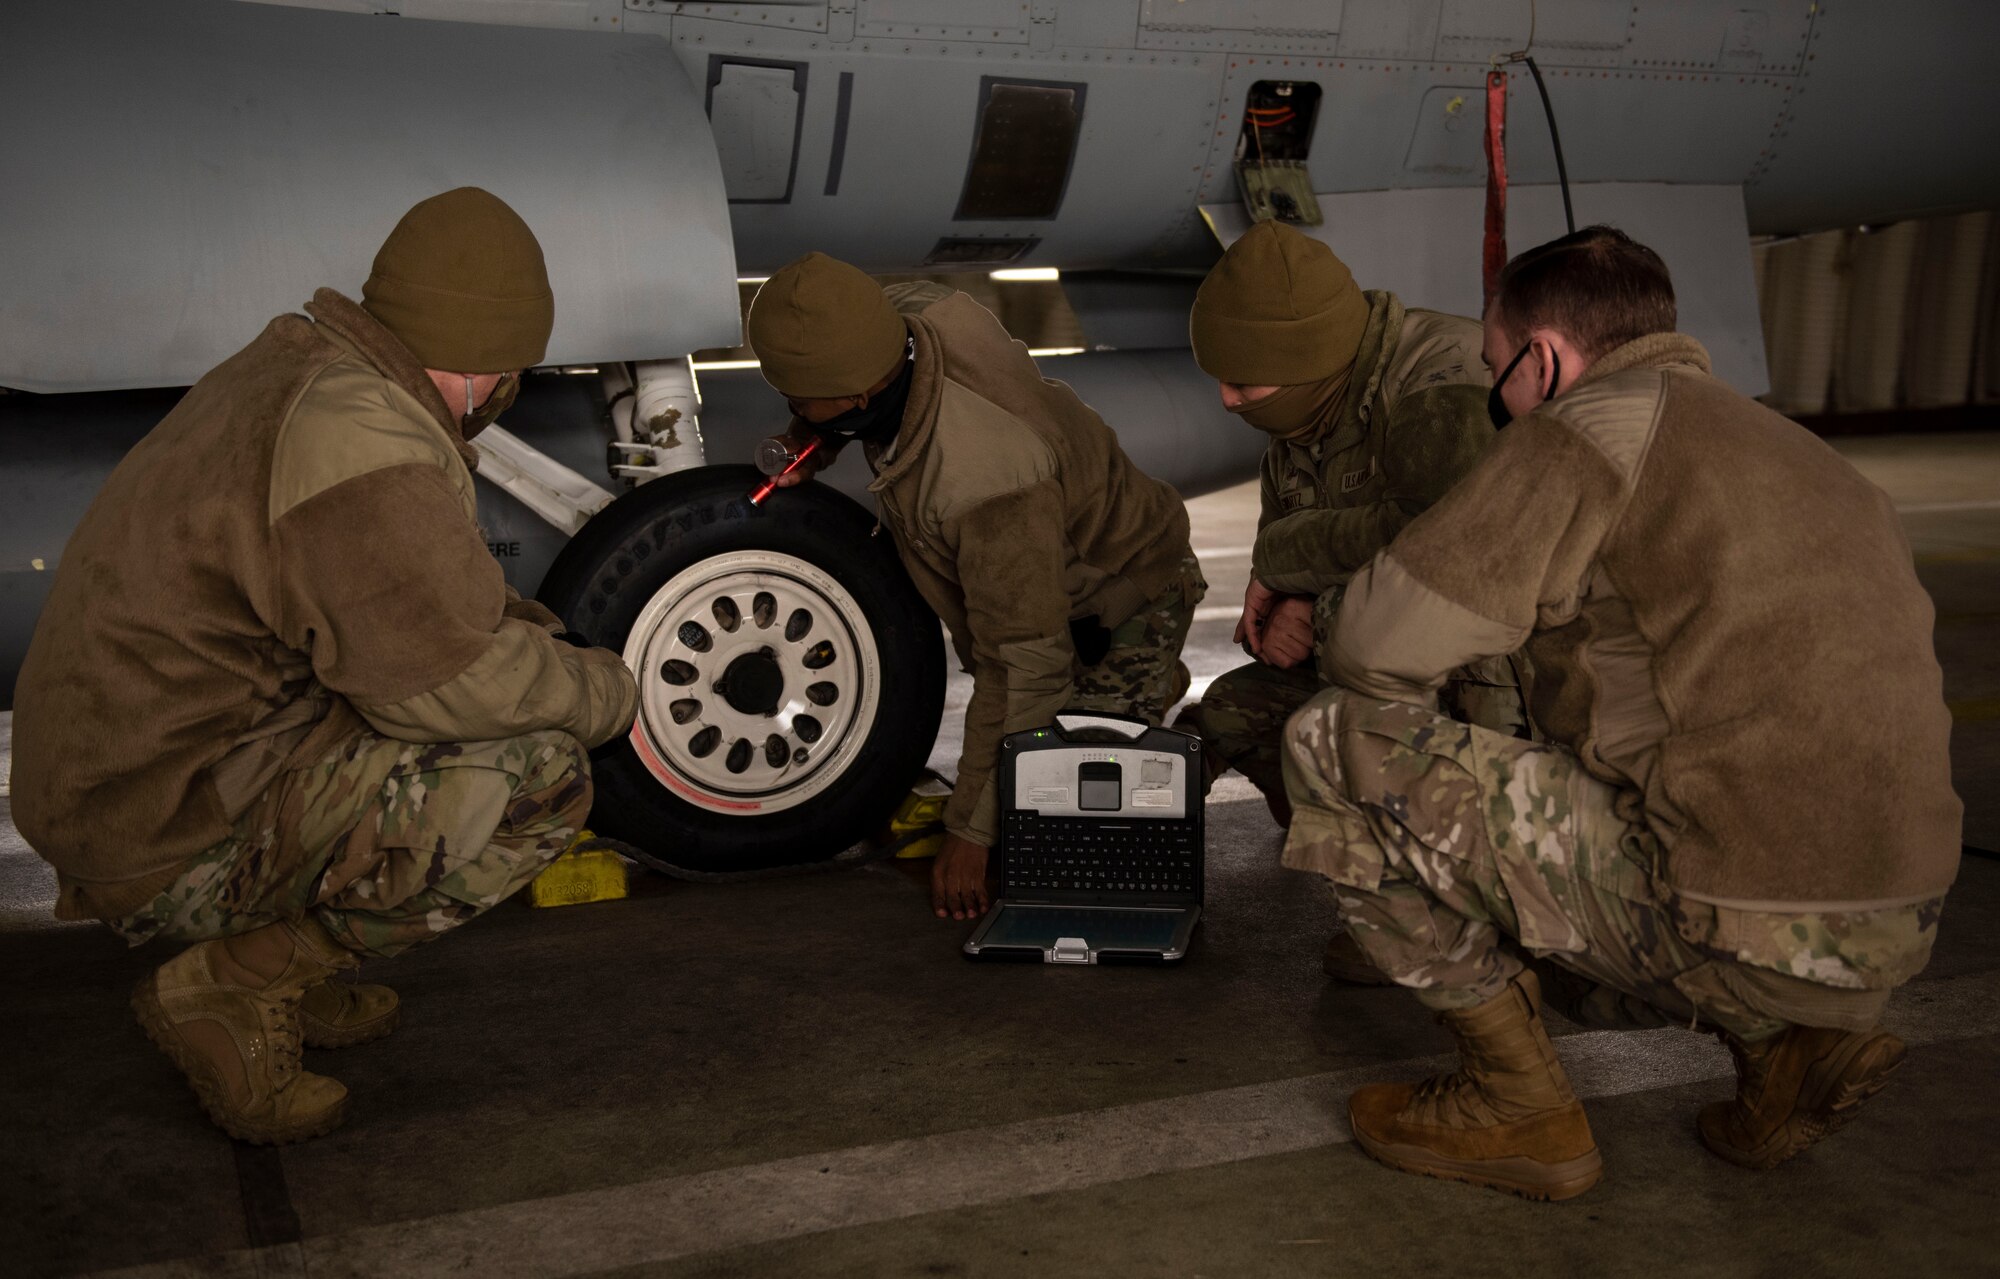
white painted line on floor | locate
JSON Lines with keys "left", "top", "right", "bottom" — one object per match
{"left": 90, "top": 969, "right": 2000, "bottom": 1279}
{"left": 1191, "top": 545, "right": 1252, "bottom": 558}
{"left": 1192, "top": 605, "right": 1242, "bottom": 622}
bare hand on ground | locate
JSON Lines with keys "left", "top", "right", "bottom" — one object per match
{"left": 932, "top": 834, "right": 992, "bottom": 920}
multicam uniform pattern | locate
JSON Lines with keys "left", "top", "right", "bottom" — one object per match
{"left": 1247, "top": 296, "right": 1493, "bottom": 601}
{"left": 1198, "top": 581, "right": 1528, "bottom": 793}
{"left": 1069, "top": 552, "right": 1207, "bottom": 724}
{"left": 1280, "top": 688, "right": 1937, "bottom": 1039}
{"left": 111, "top": 727, "right": 591, "bottom": 957}
{"left": 1198, "top": 293, "right": 1516, "bottom": 797}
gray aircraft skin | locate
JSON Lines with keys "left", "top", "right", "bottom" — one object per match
{"left": 4, "top": 0, "right": 1997, "bottom": 865}
{"left": 8, "top": 0, "right": 1997, "bottom": 396}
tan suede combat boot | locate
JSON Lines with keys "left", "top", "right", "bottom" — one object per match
{"left": 1698, "top": 1026, "right": 1906, "bottom": 1170}
{"left": 1322, "top": 931, "right": 1395, "bottom": 986}
{"left": 131, "top": 916, "right": 357, "bottom": 1144}
{"left": 299, "top": 977, "right": 401, "bottom": 1049}
{"left": 1348, "top": 969, "right": 1602, "bottom": 1201}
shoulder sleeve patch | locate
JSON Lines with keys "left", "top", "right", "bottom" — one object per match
{"left": 270, "top": 360, "right": 471, "bottom": 523}
{"left": 1389, "top": 310, "right": 1489, "bottom": 402}
{"left": 1543, "top": 369, "right": 1667, "bottom": 484}
{"left": 921, "top": 379, "right": 1057, "bottom": 530}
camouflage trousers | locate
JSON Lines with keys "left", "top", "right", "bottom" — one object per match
{"left": 1279, "top": 689, "right": 1898, "bottom": 1041}
{"left": 1196, "top": 581, "right": 1527, "bottom": 795}
{"left": 110, "top": 727, "right": 592, "bottom": 959}
{"left": 1067, "top": 551, "right": 1207, "bottom": 723}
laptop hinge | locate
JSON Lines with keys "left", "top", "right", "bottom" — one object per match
{"left": 1050, "top": 937, "right": 1091, "bottom": 964}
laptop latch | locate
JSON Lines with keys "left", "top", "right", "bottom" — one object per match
{"left": 1050, "top": 936, "right": 1091, "bottom": 965}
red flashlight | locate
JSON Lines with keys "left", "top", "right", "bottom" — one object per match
{"left": 747, "top": 434, "right": 823, "bottom": 506}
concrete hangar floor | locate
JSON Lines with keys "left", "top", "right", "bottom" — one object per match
{"left": 3, "top": 433, "right": 1998, "bottom": 1279}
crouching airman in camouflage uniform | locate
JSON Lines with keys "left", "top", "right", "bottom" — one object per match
{"left": 12, "top": 190, "right": 638, "bottom": 1143}
{"left": 745, "top": 253, "right": 1201, "bottom": 922}
{"left": 1285, "top": 227, "right": 1961, "bottom": 1200}
{"left": 1183, "top": 221, "right": 1524, "bottom": 834}
{"left": 1182, "top": 221, "right": 1526, "bottom": 983}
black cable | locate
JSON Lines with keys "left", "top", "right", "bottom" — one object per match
{"left": 1521, "top": 56, "right": 1575, "bottom": 234}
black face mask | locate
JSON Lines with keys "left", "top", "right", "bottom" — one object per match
{"left": 815, "top": 350, "right": 915, "bottom": 447}
{"left": 1487, "top": 341, "right": 1559, "bottom": 430}
{"left": 459, "top": 372, "right": 519, "bottom": 440}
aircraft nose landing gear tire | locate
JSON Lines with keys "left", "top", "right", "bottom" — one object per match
{"left": 536, "top": 464, "right": 946, "bottom": 875}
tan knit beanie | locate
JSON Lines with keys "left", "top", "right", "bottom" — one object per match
{"left": 362, "top": 188, "right": 554, "bottom": 374}
{"left": 746, "top": 252, "right": 907, "bottom": 398}
{"left": 1190, "top": 221, "right": 1368, "bottom": 386}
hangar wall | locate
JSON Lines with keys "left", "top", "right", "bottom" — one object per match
{"left": 1758, "top": 212, "right": 2000, "bottom": 420}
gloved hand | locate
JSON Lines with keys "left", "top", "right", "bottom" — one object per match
{"left": 567, "top": 644, "right": 639, "bottom": 749}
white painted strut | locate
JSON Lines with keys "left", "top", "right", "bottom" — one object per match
{"left": 472, "top": 423, "right": 617, "bottom": 536}
{"left": 608, "top": 357, "right": 708, "bottom": 483}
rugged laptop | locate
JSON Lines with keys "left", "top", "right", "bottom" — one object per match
{"left": 963, "top": 712, "right": 1203, "bottom": 965}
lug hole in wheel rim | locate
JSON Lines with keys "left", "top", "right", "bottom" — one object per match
{"left": 621, "top": 544, "right": 900, "bottom": 816}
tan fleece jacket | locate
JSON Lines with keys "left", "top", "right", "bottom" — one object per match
{"left": 856, "top": 283, "right": 1191, "bottom": 847}
{"left": 12, "top": 290, "right": 636, "bottom": 919}
{"left": 1326, "top": 333, "right": 1961, "bottom": 911}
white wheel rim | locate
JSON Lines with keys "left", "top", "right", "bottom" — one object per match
{"left": 623, "top": 549, "right": 882, "bottom": 814}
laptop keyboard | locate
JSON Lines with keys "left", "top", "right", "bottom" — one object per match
{"left": 1003, "top": 815, "right": 1199, "bottom": 894}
